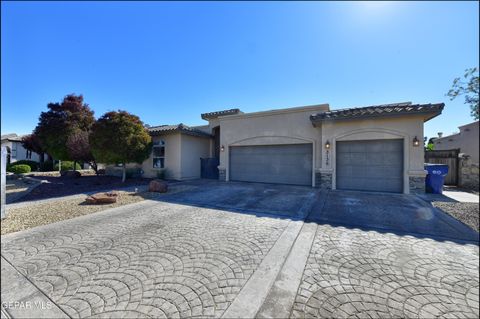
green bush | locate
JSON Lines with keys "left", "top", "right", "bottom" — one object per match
{"left": 8, "top": 164, "right": 32, "bottom": 174}
{"left": 40, "top": 160, "right": 55, "bottom": 172}
{"left": 125, "top": 168, "right": 142, "bottom": 179}
{"left": 53, "top": 161, "right": 82, "bottom": 171}
{"left": 156, "top": 169, "right": 166, "bottom": 180}
{"left": 8, "top": 160, "right": 39, "bottom": 171}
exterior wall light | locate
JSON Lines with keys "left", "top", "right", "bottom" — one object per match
{"left": 220, "top": 145, "right": 225, "bottom": 152}
{"left": 413, "top": 136, "right": 420, "bottom": 147}
{"left": 325, "top": 140, "right": 331, "bottom": 149}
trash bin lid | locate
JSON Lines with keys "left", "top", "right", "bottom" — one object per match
{"left": 424, "top": 163, "right": 449, "bottom": 175}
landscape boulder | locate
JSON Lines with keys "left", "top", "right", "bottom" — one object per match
{"left": 149, "top": 179, "right": 168, "bottom": 193}
{"left": 61, "top": 170, "right": 81, "bottom": 178}
{"left": 85, "top": 191, "right": 118, "bottom": 204}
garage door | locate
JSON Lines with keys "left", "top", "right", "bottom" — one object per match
{"left": 336, "top": 139, "right": 403, "bottom": 193}
{"left": 229, "top": 144, "right": 312, "bottom": 186}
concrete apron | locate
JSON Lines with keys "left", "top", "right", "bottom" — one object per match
{"left": 1, "top": 256, "right": 69, "bottom": 318}
{"left": 222, "top": 193, "right": 326, "bottom": 319}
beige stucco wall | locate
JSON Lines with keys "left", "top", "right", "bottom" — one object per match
{"left": 434, "top": 121, "right": 479, "bottom": 163}
{"left": 180, "top": 134, "right": 211, "bottom": 179}
{"left": 1, "top": 140, "right": 41, "bottom": 163}
{"left": 142, "top": 133, "right": 182, "bottom": 180}
{"left": 216, "top": 104, "right": 329, "bottom": 185}
{"left": 320, "top": 115, "right": 426, "bottom": 193}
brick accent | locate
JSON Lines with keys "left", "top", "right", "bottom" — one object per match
{"left": 315, "top": 172, "right": 332, "bottom": 190}
{"left": 219, "top": 168, "right": 226, "bottom": 181}
{"left": 409, "top": 176, "right": 425, "bottom": 194}
{"left": 459, "top": 160, "right": 479, "bottom": 191}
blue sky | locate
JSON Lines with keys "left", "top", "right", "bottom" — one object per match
{"left": 1, "top": 1, "right": 479, "bottom": 140}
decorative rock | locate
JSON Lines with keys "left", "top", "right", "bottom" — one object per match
{"left": 148, "top": 179, "right": 168, "bottom": 193}
{"left": 61, "top": 170, "right": 82, "bottom": 178}
{"left": 85, "top": 191, "right": 118, "bottom": 204}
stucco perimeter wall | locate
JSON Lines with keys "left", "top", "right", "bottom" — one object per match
{"left": 218, "top": 105, "right": 328, "bottom": 185}
{"left": 142, "top": 133, "right": 182, "bottom": 180}
{"left": 434, "top": 121, "right": 479, "bottom": 163}
{"left": 320, "top": 115, "right": 426, "bottom": 194}
{"left": 180, "top": 134, "right": 211, "bottom": 179}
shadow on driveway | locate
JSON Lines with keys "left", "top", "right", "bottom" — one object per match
{"left": 306, "top": 190, "right": 479, "bottom": 244}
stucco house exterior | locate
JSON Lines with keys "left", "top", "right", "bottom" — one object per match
{"left": 433, "top": 121, "right": 479, "bottom": 190}
{"left": 0, "top": 133, "right": 41, "bottom": 164}
{"left": 115, "top": 101, "right": 443, "bottom": 194}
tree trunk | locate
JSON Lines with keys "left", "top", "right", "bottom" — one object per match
{"left": 89, "top": 161, "right": 98, "bottom": 175}
{"left": 122, "top": 164, "right": 126, "bottom": 182}
{"left": 73, "top": 161, "right": 77, "bottom": 171}
{"left": 39, "top": 153, "right": 45, "bottom": 164}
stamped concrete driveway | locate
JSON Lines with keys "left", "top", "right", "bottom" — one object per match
{"left": 1, "top": 181, "right": 479, "bottom": 318}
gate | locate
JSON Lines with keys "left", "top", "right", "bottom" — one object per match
{"left": 424, "top": 149, "right": 459, "bottom": 185}
{"left": 200, "top": 157, "right": 219, "bottom": 179}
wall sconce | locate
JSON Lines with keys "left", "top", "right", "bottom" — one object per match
{"left": 413, "top": 136, "right": 420, "bottom": 147}
{"left": 325, "top": 140, "right": 331, "bottom": 149}
{"left": 220, "top": 145, "right": 225, "bottom": 152}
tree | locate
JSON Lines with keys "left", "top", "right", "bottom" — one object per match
{"left": 447, "top": 67, "right": 479, "bottom": 120}
{"left": 426, "top": 137, "right": 435, "bottom": 151}
{"left": 21, "top": 133, "right": 47, "bottom": 163}
{"left": 90, "top": 111, "right": 152, "bottom": 182}
{"left": 66, "top": 130, "right": 99, "bottom": 174}
{"left": 34, "top": 94, "right": 95, "bottom": 162}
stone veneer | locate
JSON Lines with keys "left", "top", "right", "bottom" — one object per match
{"left": 219, "top": 168, "right": 226, "bottom": 181}
{"left": 459, "top": 160, "right": 479, "bottom": 191}
{"left": 315, "top": 172, "right": 332, "bottom": 190}
{"left": 409, "top": 176, "right": 425, "bottom": 194}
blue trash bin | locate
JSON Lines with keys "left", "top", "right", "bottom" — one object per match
{"left": 424, "top": 164, "right": 449, "bottom": 194}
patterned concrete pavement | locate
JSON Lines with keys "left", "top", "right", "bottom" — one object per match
{"left": 1, "top": 200, "right": 291, "bottom": 318}
{"left": 291, "top": 224, "right": 479, "bottom": 318}
{"left": 1, "top": 183, "right": 479, "bottom": 318}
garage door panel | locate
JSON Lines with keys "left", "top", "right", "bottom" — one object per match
{"left": 230, "top": 144, "right": 312, "bottom": 186}
{"left": 336, "top": 139, "right": 403, "bottom": 193}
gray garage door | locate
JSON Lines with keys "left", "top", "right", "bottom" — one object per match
{"left": 336, "top": 139, "right": 403, "bottom": 193}
{"left": 229, "top": 144, "right": 312, "bottom": 186}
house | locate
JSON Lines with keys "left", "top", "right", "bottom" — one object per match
{"left": 433, "top": 121, "right": 479, "bottom": 190}
{"left": 433, "top": 121, "right": 479, "bottom": 163}
{"left": 116, "top": 101, "right": 444, "bottom": 194}
{"left": 1, "top": 133, "right": 41, "bottom": 164}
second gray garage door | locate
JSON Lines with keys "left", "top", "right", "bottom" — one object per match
{"left": 229, "top": 144, "right": 312, "bottom": 186}
{"left": 336, "top": 139, "right": 404, "bottom": 193}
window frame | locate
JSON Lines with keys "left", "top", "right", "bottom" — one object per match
{"left": 152, "top": 140, "right": 166, "bottom": 169}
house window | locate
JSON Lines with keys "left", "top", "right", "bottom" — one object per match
{"left": 11, "top": 144, "right": 17, "bottom": 159}
{"left": 153, "top": 140, "right": 165, "bottom": 169}
{"left": 26, "top": 150, "right": 32, "bottom": 159}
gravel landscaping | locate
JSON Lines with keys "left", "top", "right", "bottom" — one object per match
{"left": 16, "top": 173, "right": 151, "bottom": 202}
{"left": 433, "top": 201, "right": 479, "bottom": 232}
{"left": 1, "top": 184, "right": 196, "bottom": 235}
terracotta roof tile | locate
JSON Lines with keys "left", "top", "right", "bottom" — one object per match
{"left": 310, "top": 102, "right": 444, "bottom": 123}
{"left": 148, "top": 123, "right": 212, "bottom": 138}
{"left": 201, "top": 109, "right": 241, "bottom": 120}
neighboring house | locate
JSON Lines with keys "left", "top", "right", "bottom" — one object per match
{"left": 433, "top": 121, "right": 479, "bottom": 190}
{"left": 113, "top": 101, "right": 443, "bottom": 194}
{"left": 434, "top": 121, "right": 479, "bottom": 163}
{"left": 0, "top": 133, "right": 41, "bottom": 164}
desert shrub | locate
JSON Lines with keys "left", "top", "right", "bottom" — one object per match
{"left": 8, "top": 164, "right": 31, "bottom": 174}
{"left": 125, "top": 168, "right": 142, "bottom": 179}
{"left": 8, "top": 160, "right": 39, "bottom": 171}
{"left": 54, "top": 161, "right": 81, "bottom": 171}
{"left": 156, "top": 169, "right": 166, "bottom": 180}
{"left": 40, "top": 160, "right": 55, "bottom": 171}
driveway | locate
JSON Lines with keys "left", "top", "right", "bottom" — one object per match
{"left": 1, "top": 181, "right": 479, "bottom": 318}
